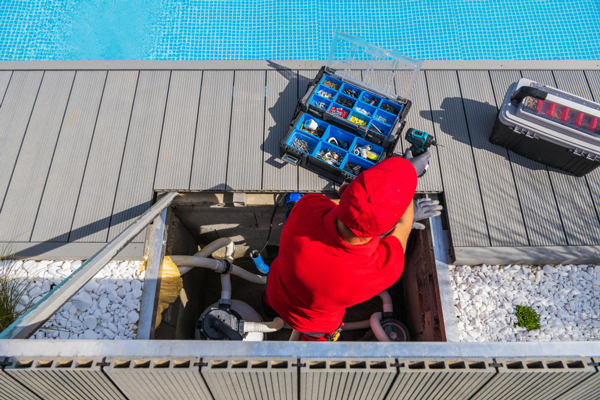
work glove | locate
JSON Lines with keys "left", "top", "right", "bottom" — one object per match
{"left": 403, "top": 149, "right": 431, "bottom": 177}
{"left": 412, "top": 198, "right": 443, "bottom": 230}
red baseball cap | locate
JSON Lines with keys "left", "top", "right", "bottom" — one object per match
{"left": 337, "top": 157, "right": 417, "bottom": 238}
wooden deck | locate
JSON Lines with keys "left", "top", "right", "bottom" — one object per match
{"left": 0, "top": 61, "right": 599, "bottom": 263}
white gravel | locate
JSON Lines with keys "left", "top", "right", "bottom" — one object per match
{"left": 449, "top": 264, "right": 600, "bottom": 342}
{"left": 6, "top": 259, "right": 145, "bottom": 340}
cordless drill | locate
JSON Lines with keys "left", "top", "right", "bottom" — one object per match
{"left": 405, "top": 128, "right": 438, "bottom": 157}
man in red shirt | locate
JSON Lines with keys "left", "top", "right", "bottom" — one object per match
{"left": 264, "top": 156, "right": 439, "bottom": 341}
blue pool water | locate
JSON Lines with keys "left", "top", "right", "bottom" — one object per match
{"left": 1, "top": 0, "right": 599, "bottom": 61}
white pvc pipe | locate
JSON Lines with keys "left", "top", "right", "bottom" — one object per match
{"left": 343, "top": 320, "right": 372, "bottom": 331}
{"left": 378, "top": 290, "right": 393, "bottom": 313}
{"left": 243, "top": 317, "right": 284, "bottom": 333}
{"left": 195, "top": 237, "right": 234, "bottom": 259}
{"left": 171, "top": 255, "right": 267, "bottom": 285}
{"left": 289, "top": 330, "right": 301, "bottom": 341}
{"left": 370, "top": 312, "right": 390, "bottom": 342}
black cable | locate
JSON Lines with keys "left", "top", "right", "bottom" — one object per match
{"left": 259, "top": 193, "right": 287, "bottom": 255}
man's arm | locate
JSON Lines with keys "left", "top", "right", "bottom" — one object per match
{"left": 387, "top": 199, "right": 414, "bottom": 252}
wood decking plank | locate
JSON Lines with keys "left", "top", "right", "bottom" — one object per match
{"left": 0, "top": 71, "right": 75, "bottom": 241}
{"left": 189, "top": 71, "right": 234, "bottom": 191}
{"left": 262, "top": 69, "right": 299, "bottom": 191}
{"left": 297, "top": 70, "right": 336, "bottom": 192}
{"left": 31, "top": 71, "right": 107, "bottom": 242}
{"left": 488, "top": 70, "right": 567, "bottom": 246}
{"left": 553, "top": 70, "right": 600, "bottom": 235}
{"left": 396, "top": 70, "right": 444, "bottom": 193}
{"left": 457, "top": 70, "right": 528, "bottom": 246}
{"left": 522, "top": 70, "right": 600, "bottom": 245}
{"left": 154, "top": 70, "right": 203, "bottom": 190}
{"left": 425, "top": 70, "right": 490, "bottom": 247}
{"left": 107, "top": 70, "right": 171, "bottom": 241}
{"left": 70, "top": 71, "right": 139, "bottom": 242}
{"left": 0, "top": 71, "right": 44, "bottom": 207}
{"left": 226, "top": 70, "right": 267, "bottom": 191}
{"left": 0, "top": 71, "right": 12, "bottom": 105}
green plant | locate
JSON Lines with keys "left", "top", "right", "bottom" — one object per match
{"left": 514, "top": 305, "right": 541, "bottom": 331}
{"left": 0, "top": 246, "right": 33, "bottom": 333}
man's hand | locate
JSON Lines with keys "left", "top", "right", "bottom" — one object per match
{"left": 412, "top": 198, "right": 443, "bottom": 230}
{"left": 403, "top": 149, "right": 431, "bottom": 177}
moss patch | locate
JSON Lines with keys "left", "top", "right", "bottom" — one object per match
{"left": 514, "top": 305, "right": 541, "bottom": 331}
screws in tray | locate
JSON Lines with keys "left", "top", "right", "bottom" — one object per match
{"left": 329, "top": 107, "right": 349, "bottom": 118}
{"left": 323, "top": 80, "right": 340, "bottom": 90}
{"left": 353, "top": 144, "right": 379, "bottom": 161}
{"left": 364, "top": 96, "right": 378, "bottom": 106}
{"left": 349, "top": 116, "right": 368, "bottom": 127}
{"left": 355, "top": 107, "right": 372, "bottom": 117}
{"left": 314, "top": 101, "right": 327, "bottom": 109}
{"left": 344, "top": 161, "right": 364, "bottom": 176}
{"left": 337, "top": 97, "right": 355, "bottom": 109}
{"left": 317, "top": 148, "right": 343, "bottom": 167}
{"left": 327, "top": 137, "right": 349, "bottom": 150}
{"left": 342, "top": 88, "right": 359, "bottom": 98}
{"left": 317, "top": 89, "right": 333, "bottom": 99}
{"left": 374, "top": 115, "right": 391, "bottom": 125}
{"left": 292, "top": 138, "right": 310, "bottom": 153}
{"left": 380, "top": 103, "right": 398, "bottom": 114}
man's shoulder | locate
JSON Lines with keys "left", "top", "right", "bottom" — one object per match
{"left": 298, "top": 193, "right": 336, "bottom": 211}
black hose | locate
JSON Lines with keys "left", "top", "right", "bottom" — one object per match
{"left": 259, "top": 193, "right": 287, "bottom": 255}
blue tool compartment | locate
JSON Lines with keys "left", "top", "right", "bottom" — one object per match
{"left": 281, "top": 112, "right": 391, "bottom": 184}
{"left": 298, "top": 66, "right": 410, "bottom": 150}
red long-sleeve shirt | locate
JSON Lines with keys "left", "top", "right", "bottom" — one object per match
{"left": 264, "top": 194, "right": 405, "bottom": 334}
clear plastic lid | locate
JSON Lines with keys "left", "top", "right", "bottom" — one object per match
{"left": 326, "top": 30, "right": 423, "bottom": 100}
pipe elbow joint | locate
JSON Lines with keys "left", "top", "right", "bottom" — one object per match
{"left": 250, "top": 250, "right": 269, "bottom": 274}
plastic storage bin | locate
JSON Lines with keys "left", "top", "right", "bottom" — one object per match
{"left": 491, "top": 78, "right": 600, "bottom": 176}
{"left": 281, "top": 30, "right": 423, "bottom": 183}
{"left": 281, "top": 112, "right": 392, "bottom": 184}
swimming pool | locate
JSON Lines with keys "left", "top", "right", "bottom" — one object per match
{"left": 1, "top": 0, "right": 599, "bottom": 61}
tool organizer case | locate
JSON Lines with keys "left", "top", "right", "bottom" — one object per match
{"left": 492, "top": 78, "right": 600, "bottom": 177}
{"left": 279, "top": 31, "right": 422, "bottom": 184}
{"left": 298, "top": 66, "right": 411, "bottom": 149}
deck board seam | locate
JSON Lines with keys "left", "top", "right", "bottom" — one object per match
{"left": 28, "top": 71, "right": 77, "bottom": 241}
{"left": 222, "top": 71, "right": 237, "bottom": 190}
{"left": 486, "top": 69, "right": 532, "bottom": 246}
{"left": 82, "top": 71, "right": 141, "bottom": 243}
{"left": 64, "top": 71, "right": 109, "bottom": 243}
{"left": 150, "top": 71, "right": 174, "bottom": 193}
{"left": 260, "top": 70, "right": 268, "bottom": 191}
{"left": 0, "top": 71, "right": 45, "bottom": 212}
{"left": 455, "top": 70, "right": 493, "bottom": 246}
{"left": 0, "top": 71, "right": 13, "bottom": 108}
{"left": 420, "top": 69, "right": 445, "bottom": 194}
{"left": 580, "top": 70, "right": 600, "bottom": 226}
{"left": 187, "top": 71, "right": 205, "bottom": 191}
{"left": 519, "top": 69, "right": 571, "bottom": 246}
